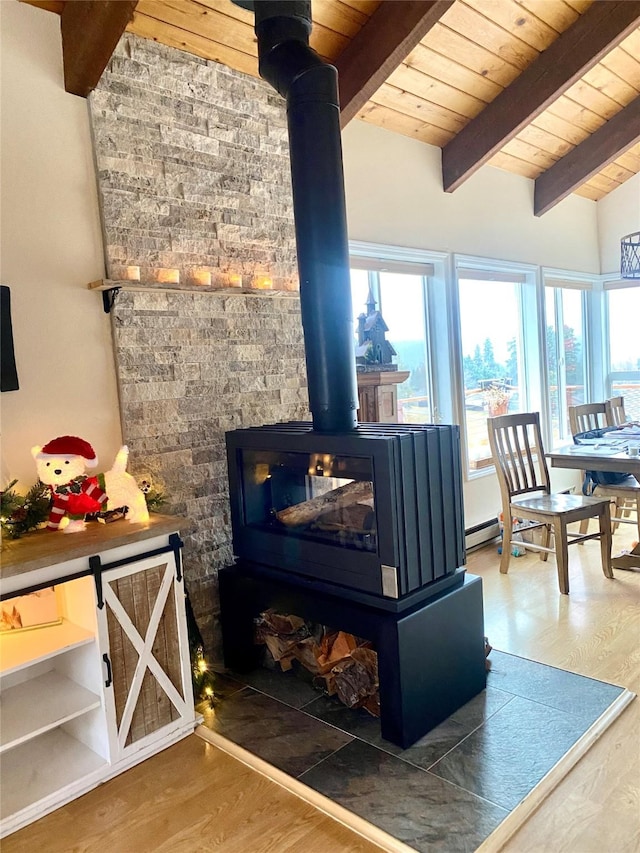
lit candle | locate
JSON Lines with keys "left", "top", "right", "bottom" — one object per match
{"left": 158, "top": 268, "right": 180, "bottom": 284}
{"left": 192, "top": 269, "right": 211, "bottom": 286}
{"left": 254, "top": 276, "right": 273, "bottom": 290}
{"left": 229, "top": 273, "right": 243, "bottom": 288}
{"left": 126, "top": 265, "right": 140, "bottom": 281}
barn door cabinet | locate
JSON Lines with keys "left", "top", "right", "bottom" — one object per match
{"left": 0, "top": 516, "right": 196, "bottom": 838}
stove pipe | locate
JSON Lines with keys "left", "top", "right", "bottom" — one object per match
{"left": 235, "top": 0, "right": 358, "bottom": 432}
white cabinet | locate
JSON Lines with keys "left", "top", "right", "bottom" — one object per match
{"left": 0, "top": 517, "right": 196, "bottom": 838}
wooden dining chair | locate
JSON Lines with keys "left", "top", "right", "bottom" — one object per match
{"left": 569, "top": 400, "right": 640, "bottom": 539}
{"left": 487, "top": 412, "right": 612, "bottom": 594}
{"left": 606, "top": 396, "right": 627, "bottom": 426}
{"left": 568, "top": 402, "right": 608, "bottom": 435}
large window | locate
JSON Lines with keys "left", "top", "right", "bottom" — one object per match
{"left": 350, "top": 259, "right": 433, "bottom": 423}
{"left": 458, "top": 271, "right": 528, "bottom": 469}
{"left": 544, "top": 283, "right": 587, "bottom": 443}
{"left": 606, "top": 284, "right": 640, "bottom": 420}
{"left": 349, "top": 243, "right": 634, "bottom": 488}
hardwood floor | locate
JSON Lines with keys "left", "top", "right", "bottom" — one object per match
{"left": 4, "top": 529, "right": 639, "bottom": 852}
{"left": 1, "top": 734, "right": 383, "bottom": 853}
{"left": 468, "top": 528, "right": 640, "bottom": 853}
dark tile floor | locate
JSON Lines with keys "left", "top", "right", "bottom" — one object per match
{"left": 199, "top": 650, "right": 625, "bottom": 853}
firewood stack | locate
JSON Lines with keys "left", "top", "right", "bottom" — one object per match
{"left": 254, "top": 609, "right": 380, "bottom": 716}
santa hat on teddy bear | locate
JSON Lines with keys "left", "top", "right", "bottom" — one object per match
{"left": 34, "top": 435, "right": 98, "bottom": 469}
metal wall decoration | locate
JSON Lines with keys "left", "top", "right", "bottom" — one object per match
{"left": 621, "top": 231, "right": 640, "bottom": 279}
{"left": 1, "top": 286, "right": 19, "bottom": 392}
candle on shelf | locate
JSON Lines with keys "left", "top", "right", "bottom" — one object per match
{"left": 229, "top": 273, "right": 243, "bottom": 288}
{"left": 192, "top": 269, "right": 212, "bottom": 287}
{"left": 126, "top": 265, "right": 140, "bottom": 281}
{"left": 157, "top": 268, "right": 180, "bottom": 284}
{"left": 254, "top": 276, "right": 273, "bottom": 290}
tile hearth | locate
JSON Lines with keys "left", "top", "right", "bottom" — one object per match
{"left": 198, "top": 650, "right": 628, "bottom": 853}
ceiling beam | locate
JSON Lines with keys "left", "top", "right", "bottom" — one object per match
{"left": 442, "top": 0, "right": 640, "bottom": 193}
{"left": 335, "top": 0, "right": 453, "bottom": 128}
{"left": 61, "top": 0, "right": 138, "bottom": 97}
{"left": 534, "top": 96, "right": 640, "bottom": 216}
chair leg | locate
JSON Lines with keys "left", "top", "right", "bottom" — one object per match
{"left": 599, "top": 502, "right": 613, "bottom": 579}
{"left": 540, "top": 524, "right": 551, "bottom": 561}
{"left": 578, "top": 518, "right": 589, "bottom": 536}
{"left": 553, "top": 518, "right": 570, "bottom": 594}
{"left": 500, "top": 508, "right": 513, "bottom": 575}
{"left": 611, "top": 498, "right": 624, "bottom": 533}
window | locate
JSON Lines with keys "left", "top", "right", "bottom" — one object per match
{"left": 606, "top": 284, "right": 640, "bottom": 420}
{"left": 350, "top": 256, "right": 434, "bottom": 423}
{"left": 457, "top": 268, "right": 532, "bottom": 470}
{"left": 544, "top": 283, "right": 587, "bottom": 443}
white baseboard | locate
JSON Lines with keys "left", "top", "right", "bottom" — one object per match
{"left": 466, "top": 519, "right": 500, "bottom": 551}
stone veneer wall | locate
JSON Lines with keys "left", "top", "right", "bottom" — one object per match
{"left": 90, "top": 36, "right": 309, "bottom": 659}
{"left": 90, "top": 35, "right": 298, "bottom": 290}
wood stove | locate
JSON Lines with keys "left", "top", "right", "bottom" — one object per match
{"left": 226, "top": 421, "right": 465, "bottom": 602}
{"left": 219, "top": 0, "right": 487, "bottom": 748}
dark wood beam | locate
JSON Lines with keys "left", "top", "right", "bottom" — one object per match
{"left": 534, "top": 97, "right": 640, "bottom": 216}
{"left": 442, "top": 0, "right": 640, "bottom": 193}
{"left": 336, "top": 0, "right": 453, "bottom": 128}
{"left": 61, "top": 0, "right": 138, "bottom": 97}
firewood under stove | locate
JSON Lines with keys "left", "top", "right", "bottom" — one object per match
{"left": 254, "top": 609, "right": 380, "bottom": 716}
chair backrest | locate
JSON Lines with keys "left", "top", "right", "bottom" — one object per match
{"left": 606, "top": 395, "right": 626, "bottom": 426}
{"left": 487, "top": 412, "right": 551, "bottom": 503}
{"left": 568, "top": 402, "right": 608, "bottom": 437}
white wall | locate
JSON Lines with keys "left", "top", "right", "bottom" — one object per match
{"left": 597, "top": 173, "right": 640, "bottom": 276}
{"left": 0, "top": 2, "right": 123, "bottom": 487}
{"left": 342, "top": 120, "right": 601, "bottom": 272}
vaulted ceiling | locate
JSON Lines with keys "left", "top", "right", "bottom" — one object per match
{"left": 23, "top": 0, "right": 640, "bottom": 214}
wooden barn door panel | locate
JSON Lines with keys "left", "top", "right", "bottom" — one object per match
{"left": 100, "top": 554, "right": 190, "bottom": 759}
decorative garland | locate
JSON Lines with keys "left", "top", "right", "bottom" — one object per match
{"left": 1, "top": 480, "right": 51, "bottom": 539}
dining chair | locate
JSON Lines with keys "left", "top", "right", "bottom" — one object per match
{"left": 487, "top": 412, "right": 612, "bottom": 594}
{"left": 568, "top": 402, "right": 608, "bottom": 435}
{"left": 569, "top": 400, "right": 640, "bottom": 539}
{"left": 606, "top": 396, "right": 627, "bottom": 426}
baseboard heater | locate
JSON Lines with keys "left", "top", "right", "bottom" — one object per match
{"left": 465, "top": 517, "right": 500, "bottom": 551}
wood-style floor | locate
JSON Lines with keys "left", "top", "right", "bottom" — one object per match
{"left": 4, "top": 530, "right": 639, "bottom": 853}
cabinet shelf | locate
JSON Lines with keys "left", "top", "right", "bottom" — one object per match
{"left": 0, "top": 728, "right": 107, "bottom": 821}
{"left": 0, "top": 671, "right": 102, "bottom": 753}
{"left": 0, "top": 620, "right": 95, "bottom": 676}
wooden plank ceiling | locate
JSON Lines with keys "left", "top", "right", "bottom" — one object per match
{"left": 23, "top": 0, "right": 640, "bottom": 213}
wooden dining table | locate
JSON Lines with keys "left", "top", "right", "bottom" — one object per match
{"left": 546, "top": 445, "right": 640, "bottom": 570}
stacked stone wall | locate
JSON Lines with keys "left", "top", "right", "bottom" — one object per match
{"left": 91, "top": 34, "right": 298, "bottom": 290}
{"left": 91, "top": 36, "right": 308, "bottom": 658}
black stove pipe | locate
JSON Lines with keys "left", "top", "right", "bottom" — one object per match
{"left": 235, "top": 0, "right": 358, "bottom": 433}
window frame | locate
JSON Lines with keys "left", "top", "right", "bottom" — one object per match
{"left": 350, "top": 241, "right": 448, "bottom": 426}
{"left": 602, "top": 279, "right": 640, "bottom": 418}
{"left": 453, "top": 255, "right": 539, "bottom": 479}
{"left": 541, "top": 270, "right": 597, "bottom": 445}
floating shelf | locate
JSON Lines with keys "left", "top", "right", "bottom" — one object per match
{"left": 88, "top": 279, "right": 298, "bottom": 297}
{"left": 0, "top": 671, "right": 102, "bottom": 753}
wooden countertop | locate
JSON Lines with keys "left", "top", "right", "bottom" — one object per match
{"left": 1, "top": 514, "right": 191, "bottom": 581}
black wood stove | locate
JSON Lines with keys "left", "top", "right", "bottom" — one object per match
{"left": 219, "top": 0, "right": 486, "bottom": 748}
{"left": 226, "top": 420, "right": 465, "bottom": 602}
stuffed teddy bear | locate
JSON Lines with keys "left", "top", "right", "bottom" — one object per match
{"left": 32, "top": 435, "right": 150, "bottom": 533}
